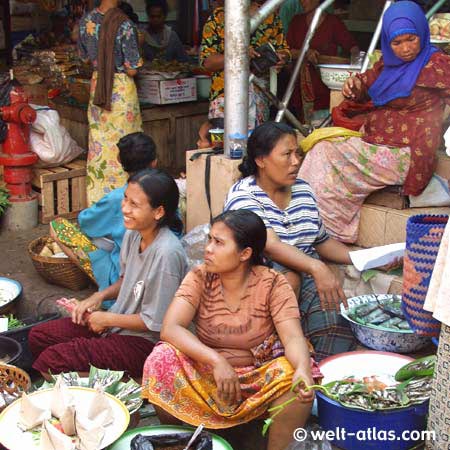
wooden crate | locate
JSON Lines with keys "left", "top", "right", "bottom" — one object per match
{"left": 31, "top": 159, "right": 87, "bottom": 224}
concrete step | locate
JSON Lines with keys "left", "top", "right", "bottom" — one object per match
{"left": 356, "top": 204, "right": 450, "bottom": 248}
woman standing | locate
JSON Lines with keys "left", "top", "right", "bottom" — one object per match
{"left": 286, "top": 0, "right": 358, "bottom": 122}
{"left": 30, "top": 169, "right": 188, "bottom": 378}
{"left": 79, "top": 0, "right": 143, "bottom": 205}
{"left": 200, "top": 1, "right": 290, "bottom": 128}
{"left": 143, "top": 210, "right": 318, "bottom": 450}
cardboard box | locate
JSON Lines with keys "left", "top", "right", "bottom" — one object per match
{"left": 137, "top": 77, "right": 197, "bottom": 105}
{"left": 186, "top": 149, "right": 241, "bottom": 232}
{"left": 365, "top": 186, "right": 408, "bottom": 210}
{"left": 357, "top": 204, "right": 450, "bottom": 248}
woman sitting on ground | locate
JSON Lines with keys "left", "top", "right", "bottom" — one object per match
{"left": 51, "top": 132, "right": 158, "bottom": 296}
{"left": 29, "top": 169, "right": 188, "bottom": 379}
{"left": 299, "top": 0, "right": 450, "bottom": 243}
{"left": 224, "top": 121, "right": 355, "bottom": 361}
{"left": 143, "top": 210, "right": 319, "bottom": 450}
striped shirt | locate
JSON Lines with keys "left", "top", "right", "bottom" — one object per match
{"left": 224, "top": 176, "right": 329, "bottom": 256}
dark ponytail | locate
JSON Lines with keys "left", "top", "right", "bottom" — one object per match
{"left": 128, "top": 168, "right": 183, "bottom": 234}
{"left": 238, "top": 121, "right": 297, "bottom": 177}
{"left": 212, "top": 210, "right": 267, "bottom": 266}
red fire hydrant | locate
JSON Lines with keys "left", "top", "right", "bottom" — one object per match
{"left": 0, "top": 86, "right": 39, "bottom": 230}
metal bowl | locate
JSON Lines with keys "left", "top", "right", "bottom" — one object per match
{"left": 0, "top": 278, "right": 22, "bottom": 315}
{"left": 317, "top": 64, "right": 361, "bottom": 90}
{"left": 340, "top": 294, "right": 430, "bottom": 353}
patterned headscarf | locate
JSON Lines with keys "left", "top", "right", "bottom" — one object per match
{"left": 368, "top": 1, "right": 438, "bottom": 106}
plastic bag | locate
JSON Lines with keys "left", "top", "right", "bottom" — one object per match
{"left": 30, "top": 107, "right": 84, "bottom": 166}
{"left": 409, "top": 174, "right": 450, "bottom": 207}
{"left": 181, "top": 223, "right": 210, "bottom": 270}
{"left": 285, "top": 424, "right": 332, "bottom": 450}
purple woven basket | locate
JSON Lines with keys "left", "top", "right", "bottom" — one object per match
{"left": 402, "top": 214, "right": 448, "bottom": 337}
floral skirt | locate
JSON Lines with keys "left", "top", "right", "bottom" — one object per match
{"left": 87, "top": 72, "right": 142, "bottom": 205}
{"left": 208, "top": 82, "right": 269, "bottom": 130}
{"left": 142, "top": 341, "right": 320, "bottom": 429}
{"left": 298, "top": 136, "right": 410, "bottom": 243}
{"left": 50, "top": 218, "right": 96, "bottom": 281}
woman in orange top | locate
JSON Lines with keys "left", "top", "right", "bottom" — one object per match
{"left": 142, "top": 210, "right": 320, "bottom": 450}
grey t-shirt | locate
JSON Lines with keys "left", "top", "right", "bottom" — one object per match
{"left": 109, "top": 227, "right": 188, "bottom": 341}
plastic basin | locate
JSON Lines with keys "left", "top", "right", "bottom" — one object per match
{"left": 317, "top": 392, "right": 429, "bottom": 450}
{"left": 0, "top": 278, "right": 22, "bottom": 315}
{"left": 0, "top": 335, "right": 22, "bottom": 365}
{"left": 1, "top": 312, "right": 60, "bottom": 370}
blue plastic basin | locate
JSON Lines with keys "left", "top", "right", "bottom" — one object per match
{"left": 316, "top": 391, "right": 429, "bottom": 450}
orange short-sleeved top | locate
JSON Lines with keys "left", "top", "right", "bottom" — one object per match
{"left": 174, "top": 264, "right": 300, "bottom": 366}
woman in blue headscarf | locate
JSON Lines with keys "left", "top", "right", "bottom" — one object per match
{"left": 298, "top": 1, "right": 450, "bottom": 243}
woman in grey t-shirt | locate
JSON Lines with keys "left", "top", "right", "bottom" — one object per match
{"left": 29, "top": 169, "right": 188, "bottom": 379}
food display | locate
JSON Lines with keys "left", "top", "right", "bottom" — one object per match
{"left": 307, "top": 356, "right": 434, "bottom": 412}
{"left": 130, "top": 432, "right": 213, "bottom": 450}
{"left": 39, "top": 365, "right": 143, "bottom": 415}
{"left": 0, "top": 377, "right": 129, "bottom": 450}
{"left": 347, "top": 296, "right": 411, "bottom": 331}
{"left": 38, "top": 240, "right": 67, "bottom": 259}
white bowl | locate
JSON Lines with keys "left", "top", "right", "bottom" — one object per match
{"left": 317, "top": 64, "right": 361, "bottom": 90}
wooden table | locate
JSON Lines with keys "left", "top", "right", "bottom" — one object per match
{"left": 51, "top": 97, "right": 210, "bottom": 174}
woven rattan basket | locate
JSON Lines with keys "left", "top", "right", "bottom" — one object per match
{"left": 28, "top": 236, "right": 91, "bottom": 291}
{"left": 0, "top": 364, "right": 31, "bottom": 412}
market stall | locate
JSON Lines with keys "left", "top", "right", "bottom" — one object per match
{"left": 51, "top": 96, "right": 209, "bottom": 174}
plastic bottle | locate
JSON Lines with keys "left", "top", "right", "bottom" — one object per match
{"left": 227, "top": 133, "right": 247, "bottom": 159}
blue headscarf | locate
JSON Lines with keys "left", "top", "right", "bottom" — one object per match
{"left": 368, "top": 1, "right": 438, "bottom": 106}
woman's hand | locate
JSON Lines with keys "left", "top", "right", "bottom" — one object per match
{"left": 213, "top": 357, "right": 242, "bottom": 406}
{"left": 342, "top": 76, "right": 363, "bottom": 100}
{"left": 310, "top": 260, "right": 346, "bottom": 310}
{"left": 72, "top": 292, "right": 103, "bottom": 325}
{"left": 306, "top": 49, "right": 320, "bottom": 65}
{"left": 87, "top": 311, "right": 110, "bottom": 334}
{"left": 249, "top": 47, "right": 260, "bottom": 59}
{"left": 274, "top": 51, "right": 289, "bottom": 72}
{"left": 292, "top": 367, "right": 315, "bottom": 403}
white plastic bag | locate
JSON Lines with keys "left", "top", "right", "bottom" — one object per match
{"left": 30, "top": 107, "right": 84, "bottom": 167}
{"left": 445, "top": 124, "right": 450, "bottom": 157}
{"left": 181, "top": 223, "right": 210, "bottom": 270}
{"left": 409, "top": 174, "right": 450, "bottom": 207}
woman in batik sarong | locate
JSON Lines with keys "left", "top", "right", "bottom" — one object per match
{"left": 299, "top": 1, "right": 450, "bottom": 243}
{"left": 142, "top": 210, "right": 320, "bottom": 450}
{"left": 78, "top": 0, "right": 143, "bottom": 205}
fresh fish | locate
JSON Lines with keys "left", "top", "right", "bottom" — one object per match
{"left": 397, "top": 320, "right": 411, "bottom": 330}
{"left": 365, "top": 310, "right": 391, "bottom": 325}
{"left": 380, "top": 301, "right": 404, "bottom": 319}
{"left": 379, "top": 317, "right": 403, "bottom": 329}
{"left": 353, "top": 303, "right": 379, "bottom": 318}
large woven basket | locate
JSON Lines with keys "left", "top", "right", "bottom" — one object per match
{"left": 402, "top": 214, "right": 448, "bottom": 337}
{"left": 0, "top": 364, "right": 31, "bottom": 412}
{"left": 28, "top": 236, "right": 91, "bottom": 291}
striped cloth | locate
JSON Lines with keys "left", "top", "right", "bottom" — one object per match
{"left": 224, "top": 177, "right": 329, "bottom": 255}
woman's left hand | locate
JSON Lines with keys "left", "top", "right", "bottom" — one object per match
{"left": 274, "top": 51, "right": 289, "bottom": 72}
{"left": 292, "top": 367, "right": 315, "bottom": 403}
{"left": 87, "top": 311, "right": 111, "bottom": 334}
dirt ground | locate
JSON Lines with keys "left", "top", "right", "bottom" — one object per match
{"left": 0, "top": 223, "right": 95, "bottom": 319}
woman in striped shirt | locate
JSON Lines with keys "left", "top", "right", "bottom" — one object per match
{"left": 224, "top": 121, "right": 355, "bottom": 360}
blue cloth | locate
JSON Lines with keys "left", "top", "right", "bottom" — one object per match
{"left": 368, "top": 1, "right": 438, "bottom": 107}
{"left": 78, "top": 186, "right": 127, "bottom": 291}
